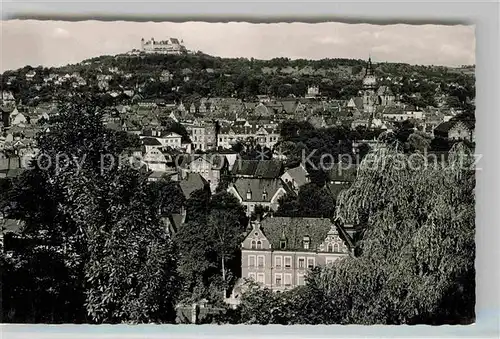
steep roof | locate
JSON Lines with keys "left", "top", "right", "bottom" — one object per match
{"left": 231, "top": 177, "right": 289, "bottom": 203}
{"left": 232, "top": 159, "right": 283, "bottom": 179}
{"left": 283, "top": 164, "right": 309, "bottom": 187}
{"left": 260, "top": 217, "right": 333, "bottom": 251}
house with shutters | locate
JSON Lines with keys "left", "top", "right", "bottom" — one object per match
{"left": 239, "top": 217, "right": 357, "bottom": 293}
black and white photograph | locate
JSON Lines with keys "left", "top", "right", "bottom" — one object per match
{"left": 1, "top": 18, "right": 478, "bottom": 327}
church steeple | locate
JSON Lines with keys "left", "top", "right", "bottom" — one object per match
{"left": 362, "top": 56, "right": 377, "bottom": 90}
{"left": 365, "top": 56, "right": 374, "bottom": 77}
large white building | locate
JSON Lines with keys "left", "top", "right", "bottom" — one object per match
{"left": 141, "top": 38, "right": 187, "bottom": 55}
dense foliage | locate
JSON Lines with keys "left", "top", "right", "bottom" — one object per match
{"left": 1, "top": 53, "right": 475, "bottom": 108}
{"left": 236, "top": 142, "right": 475, "bottom": 325}
{"left": 1, "top": 95, "right": 180, "bottom": 323}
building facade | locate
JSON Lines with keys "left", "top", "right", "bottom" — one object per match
{"left": 241, "top": 217, "right": 355, "bottom": 292}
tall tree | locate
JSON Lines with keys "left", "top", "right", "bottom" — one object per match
{"left": 311, "top": 143, "right": 475, "bottom": 324}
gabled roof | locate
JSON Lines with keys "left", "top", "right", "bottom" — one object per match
{"left": 282, "top": 164, "right": 309, "bottom": 187}
{"left": 231, "top": 177, "right": 289, "bottom": 203}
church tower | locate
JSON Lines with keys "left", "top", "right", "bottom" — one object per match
{"left": 361, "top": 57, "right": 377, "bottom": 116}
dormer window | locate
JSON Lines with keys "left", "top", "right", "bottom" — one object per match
{"left": 280, "top": 240, "right": 287, "bottom": 250}
{"left": 246, "top": 187, "right": 252, "bottom": 200}
{"left": 262, "top": 189, "right": 268, "bottom": 200}
{"left": 303, "top": 236, "right": 310, "bottom": 250}
{"left": 327, "top": 243, "right": 333, "bottom": 253}
{"left": 251, "top": 240, "right": 256, "bottom": 249}
{"left": 256, "top": 240, "right": 262, "bottom": 249}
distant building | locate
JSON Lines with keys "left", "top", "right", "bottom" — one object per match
{"left": 141, "top": 37, "right": 187, "bottom": 55}
{"left": 305, "top": 85, "right": 320, "bottom": 99}
{"left": 433, "top": 120, "right": 474, "bottom": 141}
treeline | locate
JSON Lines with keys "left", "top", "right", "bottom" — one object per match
{"left": 2, "top": 53, "right": 475, "bottom": 109}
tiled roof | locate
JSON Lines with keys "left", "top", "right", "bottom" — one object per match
{"left": 260, "top": 217, "right": 333, "bottom": 251}
{"left": 232, "top": 159, "right": 283, "bottom": 179}
{"left": 231, "top": 177, "right": 288, "bottom": 203}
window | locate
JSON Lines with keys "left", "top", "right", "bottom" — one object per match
{"left": 248, "top": 255, "right": 256, "bottom": 268}
{"left": 307, "top": 257, "right": 315, "bottom": 269}
{"left": 275, "top": 256, "right": 282, "bottom": 269}
{"left": 257, "top": 273, "right": 265, "bottom": 284}
{"left": 297, "top": 273, "right": 305, "bottom": 286}
{"left": 257, "top": 255, "right": 265, "bottom": 268}
{"left": 251, "top": 240, "right": 256, "bottom": 249}
{"left": 284, "top": 256, "right": 292, "bottom": 269}
{"left": 326, "top": 257, "right": 336, "bottom": 265}
{"left": 327, "top": 243, "right": 333, "bottom": 253}
{"left": 298, "top": 257, "right": 305, "bottom": 269}
{"left": 280, "top": 240, "right": 287, "bottom": 249}
{"left": 303, "top": 236, "right": 310, "bottom": 250}
{"left": 248, "top": 272, "right": 256, "bottom": 281}
{"left": 333, "top": 243, "right": 340, "bottom": 253}
{"left": 284, "top": 273, "right": 292, "bottom": 286}
{"left": 275, "top": 273, "right": 282, "bottom": 286}
{"left": 256, "top": 240, "right": 262, "bottom": 249}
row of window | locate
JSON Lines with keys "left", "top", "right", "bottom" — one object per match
{"left": 247, "top": 272, "right": 306, "bottom": 287}
{"left": 218, "top": 136, "right": 278, "bottom": 143}
{"left": 247, "top": 255, "right": 319, "bottom": 269}
{"left": 249, "top": 240, "right": 343, "bottom": 253}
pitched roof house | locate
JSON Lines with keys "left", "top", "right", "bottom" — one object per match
{"left": 238, "top": 217, "right": 356, "bottom": 295}
{"left": 227, "top": 177, "right": 290, "bottom": 216}
{"left": 281, "top": 164, "right": 309, "bottom": 193}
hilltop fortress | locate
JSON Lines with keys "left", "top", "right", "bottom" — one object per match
{"left": 140, "top": 37, "right": 187, "bottom": 55}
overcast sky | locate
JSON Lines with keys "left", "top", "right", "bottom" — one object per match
{"left": 0, "top": 20, "right": 475, "bottom": 72}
